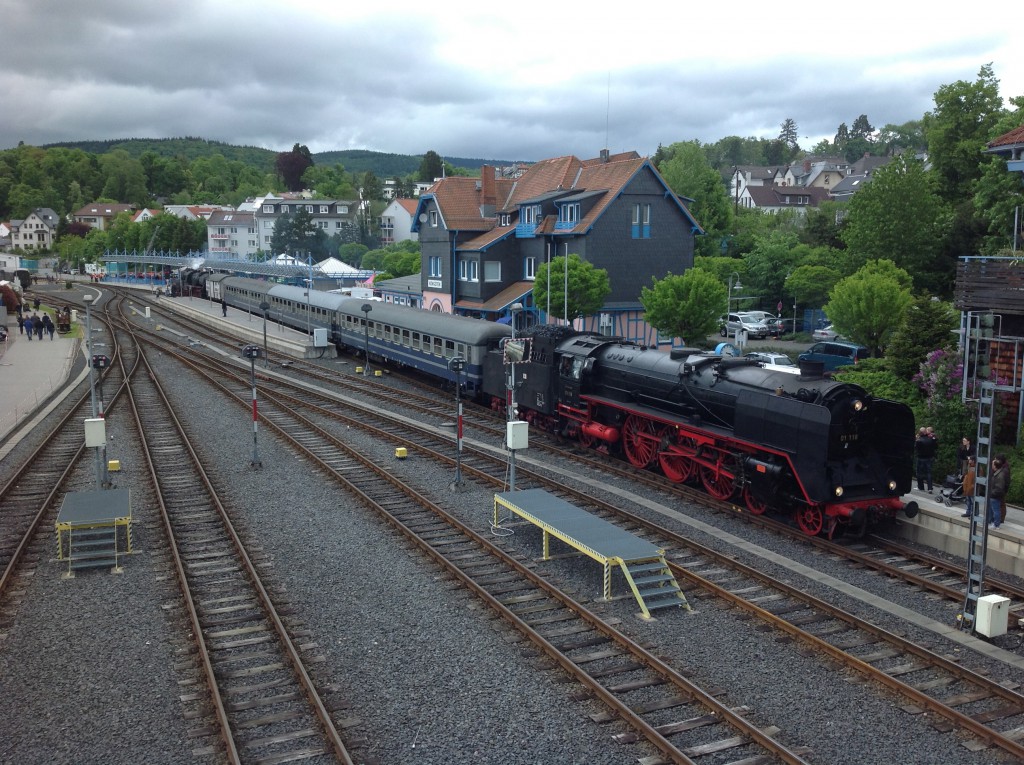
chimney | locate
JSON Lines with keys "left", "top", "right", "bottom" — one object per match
{"left": 481, "top": 165, "right": 496, "bottom": 207}
{"left": 600, "top": 149, "right": 610, "bottom": 163}
{"left": 803, "top": 160, "right": 811, "bottom": 173}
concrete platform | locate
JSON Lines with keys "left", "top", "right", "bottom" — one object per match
{"left": 0, "top": 315, "right": 84, "bottom": 458}
{"left": 893, "top": 486, "right": 1024, "bottom": 579}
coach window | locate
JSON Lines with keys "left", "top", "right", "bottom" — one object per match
{"left": 422, "top": 334, "right": 431, "bottom": 352}
{"left": 375, "top": 322, "right": 383, "bottom": 339}
{"left": 444, "top": 340, "right": 456, "bottom": 358}
{"left": 384, "top": 325, "right": 392, "bottom": 341}
{"left": 433, "top": 337, "right": 443, "bottom": 356}
{"left": 457, "top": 342, "right": 467, "bottom": 359}
{"left": 412, "top": 332, "right": 421, "bottom": 350}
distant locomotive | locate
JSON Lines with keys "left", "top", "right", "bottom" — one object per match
{"left": 489, "top": 325, "right": 917, "bottom": 537}
{"left": 212, "top": 276, "right": 917, "bottom": 537}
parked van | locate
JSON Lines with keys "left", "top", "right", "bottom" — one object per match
{"left": 798, "top": 341, "right": 870, "bottom": 372}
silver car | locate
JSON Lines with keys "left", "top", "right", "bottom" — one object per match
{"left": 719, "top": 312, "right": 770, "bottom": 340}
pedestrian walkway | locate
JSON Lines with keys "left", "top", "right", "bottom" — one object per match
{"left": 0, "top": 324, "right": 82, "bottom": 456}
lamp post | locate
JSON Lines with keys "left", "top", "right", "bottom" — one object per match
{"left": 361, "top": 303, "right": 373, "bottom": 375}
{"left": 305, "top": 251, "right": 313, "bottom": 337}
{"left": 727, "top": 272, "right": 742, "bottom": 315}
{"left": 260, "top": 300, "right": 270, "bottom": 369}
{"left": 83, "top": 294, "right": 105, "bottom": 488}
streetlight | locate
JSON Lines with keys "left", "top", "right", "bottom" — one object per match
{"left": 259, "top": 300, "right": 270, "bottom": 368}
{"left": 727, "top": 272, "right": 742, "bottom": 315}
{"left": 361, "top": 303, "right": 373, "bottom": 375}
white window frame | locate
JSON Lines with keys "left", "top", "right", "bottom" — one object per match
{"left": 484, "top": 261, "right": 501, "bottom": 282}
{"left": 429, "top": 256, "right": 442, "bottom": 277}
{"left": 525, "top": 256, "right": 537, "bottom": 280}
{"left": 429, "top": 210, "right": 438, "bottom": 227}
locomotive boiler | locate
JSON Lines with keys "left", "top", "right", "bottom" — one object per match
{"left": 488, "top": 326, "right": 917, "bottom": 537}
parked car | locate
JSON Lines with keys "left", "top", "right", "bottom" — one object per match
{"left": 741, "top": 311, "right": 786, "bottom": 337}
{"left": 798, "top": 341, "right": 870, "bottom": 372}
{"left": 812, "top": 323, "right": 841, "bottom": 341}
{"left": 719, "top": 312, "right": 770, "bottom": 340}
{"left": 744, "top": 351, "right": 795, "bottom": 367}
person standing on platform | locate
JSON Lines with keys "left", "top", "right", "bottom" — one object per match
{"left": 32, "top": 297, "right": 40, "bottom": 311}
{"left": 915, "top": 427, "right": 938, "bottom": 493}
{"left": 23, "top": 314, "right": 33, "bottom": 340}
{"left": 43, "top": 313, "right": 55, "bottom": 340}
{"left": 33, "top": 313, "right": 43, "bottom": 340}
{"left": 960, "top": 457, "right": 976, "bottom": 518}
{"left": 989, "top": 454, "right": 1010, "bottom": 528}
{"left": 956, "top": 436, "right": 975, "bottom": 476}
{"left": 221, "top": 298, "right": 227, "bottom": 317}
{"left": 17, "top": 314, "right": 24, "bottom": 335}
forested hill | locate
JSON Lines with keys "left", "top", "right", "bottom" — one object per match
{"left": 40, "top": 137, "right": 516, "bottom": 177}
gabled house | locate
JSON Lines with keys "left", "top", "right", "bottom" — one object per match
{"left": 379, "top": 198, "right": 419, "bottom": 245}
{"left": 739, "top": 185, "right": 831, "bottom": 214}
{"left": 828, "top": 174, "right": 872, "bottom": 202}
{"left": 10, "top": 208, "right": 60, "bottom": 250}
{"left": 74, "top": 202, "right": 136, "bottom": 230}
{"left": 132, "top": 209, "right": 161, "bottom": 223}
{"left": 727, "top": 165, "right": 786, "bottom": 202}
{"left": 412, "top": 150, "right": 702, "bottom": 345}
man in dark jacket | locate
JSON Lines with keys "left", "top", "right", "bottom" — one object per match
{"left": 989, "top": 454, "right": 1011, "bottom": 528}
{"left": 915, "top": 427, "right": 938, "bottom": 493}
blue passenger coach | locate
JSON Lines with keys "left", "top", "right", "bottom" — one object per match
{"left": 218, "top": 276, "right": 511, "bottom": 392}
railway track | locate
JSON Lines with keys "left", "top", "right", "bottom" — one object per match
{"left": 111, "top": 301, "right": 357, "bottom": 765}
{"left": 121, "top": 307, "right": 1024, "bottom": 759}
{"left": 131, "top": 325, "right": 814, "bottom": 765}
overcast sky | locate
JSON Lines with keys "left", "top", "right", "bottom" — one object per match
{"left": 2, "top": 0, "right": 1020, "bottom": 162}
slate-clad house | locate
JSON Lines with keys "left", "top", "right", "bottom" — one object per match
{"left": 412, "top": 150, "right": 702, "bottom": 345}
{"left": 10, "top": 208, "right": 59, "bottom": 250}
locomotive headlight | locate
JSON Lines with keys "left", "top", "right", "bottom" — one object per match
{"left": 834, "top": 486, "right": 844, "bottom": 497}
{"left": 851, "top": 399, "right": 865, "bottom": 412}
{"left": 888, "top": 479, "right": 898, "bottom": 492}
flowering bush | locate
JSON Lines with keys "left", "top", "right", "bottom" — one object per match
{"left": 912, "top": 348, "right": 964, "bottom": 403}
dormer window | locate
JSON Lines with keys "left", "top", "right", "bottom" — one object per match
{"left": 520, "top": 205, "right": 540, "bottom": 225}
{"left": 499, "top": 213, "right": 511, "bottom": 226}
{"left": 559, "top": 203, "right": 580, "bottom": 225}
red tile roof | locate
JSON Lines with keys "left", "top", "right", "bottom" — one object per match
{"left": 988, "top": 125, "right": 1024, "bottom": 149}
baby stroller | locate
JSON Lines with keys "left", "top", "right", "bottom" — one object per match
{"left": 940, "top": 473, "right": 964, "bottom": 507}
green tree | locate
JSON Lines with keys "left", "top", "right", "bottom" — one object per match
{"left": 840, "top": 153, "right": 952, "bottom": 293}
{"left": 923, "top": 63, "right": 1005, "bottom": 202}
{"left": 271, "top": 208, "right": 328, "bottom": 258}
{"left": 418, "top": 150, "right": 444, "bottom": 182}
{"left": 533, "top": 254, "right": 611, "bottom": 324}
{"left": 741, "top": 231, "right": 801, "bottom": 310}
{"left": 825, "top": 260, "right": 913, "bottom": 356}
{"left": 973, "top": 96, "right": 1024, "bottom": 254}
{"left": 99, "top": 149, "right": 148, "bottom": 206}
{"left": 360, "top": 171, "right": 383, "bottom": 201}
{"left": 850, "top": 114, "right": 875, "bottom": 141}
{"left": 885, "top": 294, "right": 959, "bottom": 380}
{"left": 338, "top": 242, "right": 369, "bottom": 266}
{"left": 657, "top": 141, "right": 733, "bottom": 258}
{"left": 785, "top": 265, "right": 841, "bottom": 309}
{"left": 778, "top": 118, "right": 799, "bottom": 151}
{"left": 302, "top": 163, "right": 357, "bottom": 199}
{"left": 876, "top": 120, "right": 926, "bottom": 156}
{"left": 800, "top": 201, "right": 847, "bottom": 249}
{"left": 640, "top": 269, "right": 727, "bottom": 346}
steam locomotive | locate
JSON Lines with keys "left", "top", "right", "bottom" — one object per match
{"left": 211, "top": 275, "right": 917, "bottom": 537}
{"left": 494, "top": 325, "right": 917, "bottom": 537}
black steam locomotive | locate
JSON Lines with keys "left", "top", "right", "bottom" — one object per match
{"left": 485, "top": 326, "right": 917, "bottom": 537}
